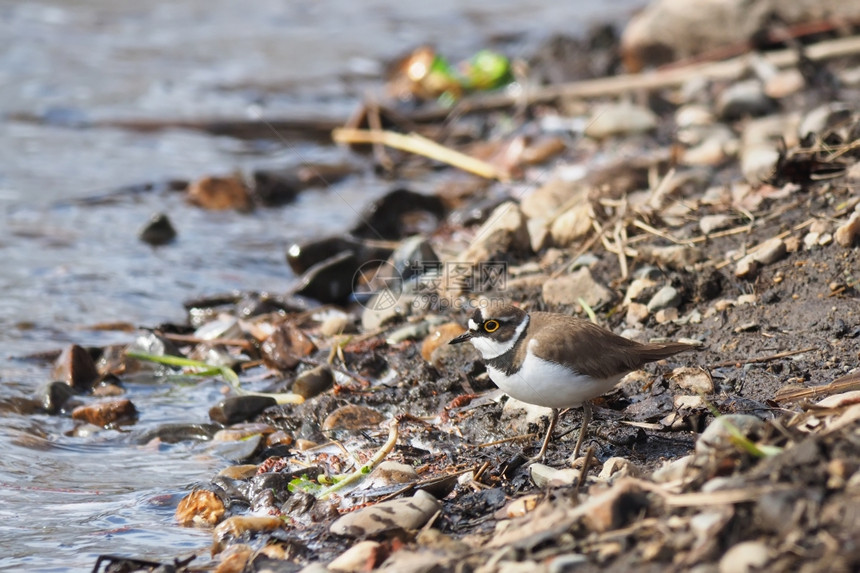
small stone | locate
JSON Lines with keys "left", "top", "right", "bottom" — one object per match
{"left": 642, "top": 244, "right": 702, "bottom": 269}
{"left": 736, "top": 294, "right": 757, "bottom": 306}
{"left": 581, "top": 480, "right": 646, "bottom": 533}
{"left": 217, "top": 465, "right": 258, "bottom": 480}
{"left": 294, "top": 251, "right": 359, "bottom": 305}
{"left": 261, "top": 322, "right": 317, "bottom": 371}
{"left": 646, "top": 285, "right": 681, "bottom": 312}
{"left": 674, "top": 395, "right": 706, "bottom": 410}
{"left": 212, "top": 423, "right": 274, "bottom": 442}
{"left": 585, "top": 102, "right": 657, "bottom": 139}
{"left": 624, "top": 277, "right": 657, "bottom": 303}
{"left": 361, "top": 294, "right": 414, "bottom": 331}
{"left": 717, "top": 80, "right": 776, "bottom": 120}
{"left": 39, "top": 381, "right": 77, "bottom": 414}
{"left": 320, "top": 312, "right": 353, "bottom": 337}
{"left": 209, "top": 396, "right": 277, "bottom": 425}
{"left": 651, "top": 455, "right": 691, "bottom": 483}
{"left": 719, "top": 541, "right": 770, "bottom": 573}
{"left": 215, "top": 544, "right": 253, "bottom": 573}
{"left": 699, "top": 214, "right": 732, "bottom": 235}
{"left": 187, "top": 175, "right": 253, "bottom": 211}
{"left": 53, "top": 344, "right": 100, "bottom": 392}
{"left": 322, "top": 404, "right": 384, "bottom": 432}
{"left": 752, "top": 237, "right": 786, "bottom": 265}
{"left": 350, "top": 188, "right": 445, "bottom": 241}
{"left": 530, "top": 463, "right": 579, "bottom": 488}
{"left": 71, "top": 399, "right": 137, "bottom": 427}
{"left": 330, "top": 490, "right": 442, "bottom": 537}
{"left": 654, "top": 308, "right": 679, "bottom": 324}
{"left": 368, "top": 461, "right": 419, "bottom": 485}
{"left": 835, "top": 212, "right": 860, "bottom": 247}
{"left": 208, "top": 433, "right": 263, "bottom": 463}
{"left": 597, "top": 457, "right": 641, "bottom": 480}
{"left": 328, "top": 540, "right": 382, "bottom": 573}
{"left": 670, "top": 367, "right": 714, "bottom": 393}
{"left": 459, "top": 201, "right": 531, "bottom": 265}
{"left": 139, "top": 212, "right": 177, "bottom": 246}
{"left": 626, "top": 302, "right": 649, "bottom": 326}
{"left": 292, "top": 365, "right": 334, "bottom": 399}
{"left": 696, "top": 414, "right": 765, "bottom": 455}
{"left": 213, "top": 516, "right": 284, "bottom": 551}
{"left": 420, "top": 322, "right": 466, "bottom": 362}
{"left": 176, "top": 489, "right": 225, "bottom": 527}
{"left": 543, "top": 267, "right": 613, "bottom": 308}
{"left": 549, "top": 203, "right": 593, "bottom": 247}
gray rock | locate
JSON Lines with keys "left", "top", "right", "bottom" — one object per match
{"left": 208, "top": 432, "right": 263, "bottom": 463}
{"left": 646, "top": 285, "right": 681, "bottom": 312}
{"left": 543, "top": 267, "right": 613, "bottom": 308}
{"left": 717, "top": 80, "right": 776, "bottom": 120}
{"left": 460, "top": 201, "right": 531, "bottom": 264}
{"left": 330, "top": 490, "right": 442, "bottom": 537}
{"left": 696, "top": 414, "right": 765, "bottom": 455}
{"left": 139, "top": 212, "right": 177, "bottom": 246}
{"left": 585, "top": 102, "right": 657, "bottom": 139}
{"left": 292, "top": 365, "right": 334, "bottom": 399}
{"left": 39, "top": 381, "right": 77, "bottom": 414}
{"left": 209, "top": 395, "right": 277, "bottom": 425}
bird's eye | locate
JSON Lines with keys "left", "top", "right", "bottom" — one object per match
{"left": 484, "top": 320, "right": 500, "bottom": 333}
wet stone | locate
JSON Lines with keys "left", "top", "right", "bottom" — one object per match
{"left": 209, "top": 396, "right": 277, "bottom": 425}
{"left": 328, "top": 540, "right": 382, "bottom": 573}
{"left": 293, "top": 251, "right": 359, "bottom": 305}
{"left": 292, "top": 365, "right": 334, "bottom": 399}
{"left": 213, "top": 423, "right": 275, "bottom": 442}
{"left": 53, "top": 344, "right": 100, "bottom": 392}
{"left": 212, "top": 515, "right": 284, "bottom": 552}
{"left": 176, "top": 489, "right": 225, "bottom": 527}
{"left": 187, "top": 175, "right": 253, "bottom": 211}
{"left": 368, "top": 461, "right": 419, "bottom": 486}
{"left": 350, "top": 188, "right": 446, "bottom": 240}
{"left": 286, "top": 235, "right": 393, "bottom": 275}
{"left": 322, "top": 404, "right": 385, "bottom": 432}
{"left": 209, "top": 433, "right": 263, "bottom": 463}
{"left": 134, "top": 422, "right": 221, "bottom": 444}
{"left": 71, "top": 398, "right": 137, "bottom": 427}
{"left": 39, "top": 381, "right": 77, "bottom": 414}
{"left": 138, "top": 212, "right": 177, "bottom": 246}
{"left": 260, "top": 322, "right": 317, "bottom": 371}
{"left": 329, "top": 490, "right": 442, "bottom": 537}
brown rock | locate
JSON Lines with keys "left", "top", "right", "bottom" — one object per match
{"left": 53, "top": 344, "right": 100, "bottom": 392}
{"left": 176, "top": 489, "right": 225, "bottom": 527}
{"left": 328, "top": 540, "right": 383, "bottom": 573}
{"left": 71, "top": 399, "right": 137, "bottom": 427}
{"left": 835, "top": 211, "right": 860, "bottom": 247}
{"left": 292, "top": 365, "right": 334, "bottom": 399}
{"left": 261, "top": 322, "right": 317, "bottom": 371}
{"left": 212, "top": 516, "right": 284, "bottom": 553}
{"left": 322, "top": 404, "right": 384, "bottom": 432}
{"left": 542, "top": 267, "right": 613, "bottom": 308}
{"left": 420, "top": 322, "right": 466, "bottom": 362}
{"left": 214, "top": 544, "right": 253, "bottom": 573}
{"left": 187, "top": 175, "right": 252, "bottom": 211}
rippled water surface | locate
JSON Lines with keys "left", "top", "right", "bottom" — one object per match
{"left": 0, "top": 0, "right": 643, "bottom": 570}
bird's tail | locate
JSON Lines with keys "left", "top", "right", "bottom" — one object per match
{"left": 637, "top": 341, "right": 697, "bottom": 362}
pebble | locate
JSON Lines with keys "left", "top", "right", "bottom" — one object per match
{"left": 209, "top": 396, "right": 277, "bottom": 425}
{"left": 293, "top": 251, "right": 359, "bottom": 305}
{"left": 286, "top": 235, "right": 392, "bottom": 275}
{"left": 641, "top": 244, "right": 702, "bottom": 269}
{"left": 319, "top": 311, "right": 353, "bottom": 337}
{"left": 420, "top": 322, "right": 466, "bottom": 362}
{"left": 71, "top": 399, "right": 137, "bottom": 427}
{"left": 361, "top": 293, "right": 414, "bottom": 331}
{"left": 212, "top": 423, "right": 274, "bottom": 442}
{"left": 646, "top": 285, "right": 681, "bottom": 312}
{"left": 717, "top": 80, "right": 776, "bottom": 120}
{"left": 548, "top": 202, "right": 593, "bottom": 247}
{"left": 597, "top": 457, "right": 640, "bottom": 480}
{"left": 542, "top": 267, "right": 613, "bottom": 308}
{"left": 624, "top": 277, "right": 657, "bottom": 303}
{"left": 292, "top": 365, "right": 334, "bottom": 399}
{"left": 654, "top": 308, "right": 678, "bottom": 324}
{"left": 584, "top": 102, "right": 657, "bottom": 139}
{"left": 835, "top": 211, "right": 860, "bottom": 247}
{"left": 719, "top": 541, "right": 771, "bottom": 573}
{"left": 350, "top": 188, "right": 445, "bottom": 241}
{"left": 322, "top": 404, "right": 384, "bottom": 432}
{"left": 208, "top": 433, "right": 263, "bottom": 463}
{"left": 699, "top": 214, "right": 733, "bottom": 235}
{"left": 626, "top": 302, "right": 649, "bottom": 326}
{"left": 368, "top": 461, "right": 419, "bottom": 485}
{"left": 213, "top": 516, "right": 284, "bottom": 551}
{"left": 735, "top": 237, "right": 786, "bottom": 277}
{"left": 217, "top": 465, "right": 258, "bottom": 480}
{"left": 329, "top": 490, "right": 442, "bottom": 537}
{"left": 175, "top": 489, "right": 225, "bottom": 527}
{"left": 187, "top": 175, "right": 253, "bottom": 211}
{"left": 260, "top": 322, "right": 317, "bottom": 371}
{"left": 214, "top": 544, "right": 253, "bottom": 573}
{"left": 138, "top": 212, "right": 177, "bottom": 246}
{"left": 695, "top": 414, "right": 765, "bottom": 455}
{"left": 39, "top": 381, "right": 77, "bottom": 414}
{"left": 53, "top": 344, "right": 100, "bottom": 392}
{"left": 530, "top": 463, "right": 579, "bottom": 488}
{"left": 651, "top": 455, "right": 692, "bottom": 483}
{"left": 670, "top": 367, "right": 714, "bottom": 393}
{"left": 328, "top": 540, "right": 382, "bottom": 573}
{"left": 459, "top": 201, "right": 531, "bottom": 265}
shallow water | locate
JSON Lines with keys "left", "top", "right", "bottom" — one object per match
{"left": 0, "top": 0, "right": 643, "bottom": 570}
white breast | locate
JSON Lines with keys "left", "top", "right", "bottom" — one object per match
{"left": 486, "top": 342, "right": 624, "bottom": 408}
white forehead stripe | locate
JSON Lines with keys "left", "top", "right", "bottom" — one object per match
{"left": 468, "top": 318, "right": 479, "bottom": 330}
{"left": 469, "top": 315, "right": 529, "bottom": 360}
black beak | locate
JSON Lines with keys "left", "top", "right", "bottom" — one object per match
{"left": 449, "top": 331, "right": 472, "bottom": 345}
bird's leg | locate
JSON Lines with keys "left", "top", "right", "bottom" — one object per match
{"left": 528, "top": 408, "right": 560, "bottom": 463}
{"left": 571, "top": 401, "right": 592, "bottom": 460}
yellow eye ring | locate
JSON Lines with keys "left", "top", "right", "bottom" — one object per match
{"left": 484, "top": 320, "right": 500, "bottom": 333}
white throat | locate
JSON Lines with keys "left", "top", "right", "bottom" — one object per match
{"left": 469, "top": 315, "right": 529, "bottom": 359}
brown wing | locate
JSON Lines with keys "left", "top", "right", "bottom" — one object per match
{"left": 528, "top": 312, "right": 693, "bottom": 380}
